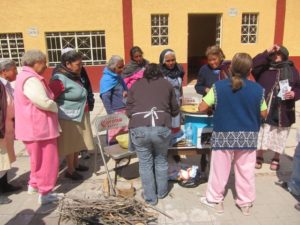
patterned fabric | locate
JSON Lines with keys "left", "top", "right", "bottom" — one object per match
{"left": 257, "top": 124, "right": 290, "bottom": 154}
{"left": 212, "top": 131, "right": 259, "bottom": 150}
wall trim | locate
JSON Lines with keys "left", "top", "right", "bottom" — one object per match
{"left": 274, "top": 0, "right": 286, "bottom": 44}
{"left": 122, "top": 0, "right": 133, "bottom": 63}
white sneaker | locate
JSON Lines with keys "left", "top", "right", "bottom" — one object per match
{"left": 239, "top": 204, "right": 253, "bottom": 216}
{"left": 200, "top": 197, "right": 224, "bottom": 214}
{"left": 27, "top": 185, "right": 38, "bottom": 194}
{"left": 38, "top": 192, "right": 64, "bottom": 205}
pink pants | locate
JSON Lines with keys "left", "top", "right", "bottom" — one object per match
{"left": 24, "top": 138, "right": 59, "bottom": 195}
{"left": 206, "top": 150, "right": 256, "bottom": 207}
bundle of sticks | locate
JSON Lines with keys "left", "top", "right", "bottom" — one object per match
{"left": 58, "top": 196, "right": 158, "bottom": 225}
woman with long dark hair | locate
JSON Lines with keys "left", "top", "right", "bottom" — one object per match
{"left": 122, "top": 46, "right": 149, "bottom": 89}
{"left": 126, "top": 63, "right": 179, "bottom": 205}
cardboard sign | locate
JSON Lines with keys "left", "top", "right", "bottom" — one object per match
{"left": 182, "top": 96, "right": 201, "bottom": 105}
{"left": 95, "top": 113, "right": 128, "bottom": 131}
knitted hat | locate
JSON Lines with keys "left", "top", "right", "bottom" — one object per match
{"left": 278, "top": 46, "right": 289, "bottom": 61}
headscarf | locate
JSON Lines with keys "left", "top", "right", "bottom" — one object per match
{"left": 0, "top": 81, "right": 7, "bottom": 138}
{"left": 269, "top": 46, "right": 294, "bottom": 82}
{"left": 214, "top": 60, "right": 231, "bottom": 80}
{"left": 159, "top": 49, "right": 184, "bottom": 79}
{"left": 100, "top": 67, "right": 123, "bottom": 95}
{"left": 266, "top": 46, "right": 294, "bottom": 126}
{"left": 52, "top": 64, "right": 81, "bottom": 81}
{"left": 122, "top": 59, "right": 149, "bottom": 78}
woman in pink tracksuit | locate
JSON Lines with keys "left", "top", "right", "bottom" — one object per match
{"left": 14, "top": 50, "right": 63, "bottom": 205}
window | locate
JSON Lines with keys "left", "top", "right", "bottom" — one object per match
{"left": 241, "top": 13, "right": 258, "bottom": 43}
{"left": 0, "top": 33, "right": 25, "bottom": 66}
{"left": 151, "top": 14, "right": 169, "bottom": 45}
{"left": 45, "top": 31, "right": 106, "bottom": 67}
{"left": 215, "top": 15, "right": 222, "bottom": 46}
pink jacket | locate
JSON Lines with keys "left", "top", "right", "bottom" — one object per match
{"left": 123, "top": 69, "right": 144, "bottom": 89}
{"left": 14, "top": 67, "right": 59, "bottom": 141}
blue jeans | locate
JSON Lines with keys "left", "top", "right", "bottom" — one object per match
{"left": 288, "top": 142, "right": 300, "bottom": 196}
{"left": 130, "top": 126, "right": 171, "bottom": 205}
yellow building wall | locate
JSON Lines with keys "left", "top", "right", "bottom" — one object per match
{"left": 284, "top": 0, "right": 300, "bottom": 56}
{"left": 132, "top": 0, "right": 277, "bottom": 63}
{"left": 0, "top": 0, "right": 124, "bottom": 59}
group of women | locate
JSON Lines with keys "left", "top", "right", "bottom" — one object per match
{"left": 0, "top": 48, "right": 95, "bottom": 205}
{"left": 100, "top": 45, "right": 300, "bottom": 214}
{"left": 197, "top": 45, "right": 300, "bottom": 214}
{"left": 100, "top": 47, "right": 183, "bottom": 205}
{"left": 0, "top": 44, "right": 299, "bottom": 213}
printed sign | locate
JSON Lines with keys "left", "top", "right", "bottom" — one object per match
{"left": 28, "top": 27, "right": 39, "bottom": 37}
{"left": 95, "top": 113, "right": 128, "bottom": 131}
{"left": 182, "top": 96, "right": 201, "bottom": 105}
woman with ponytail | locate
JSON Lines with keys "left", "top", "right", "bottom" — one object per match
{"left": 198, "top": 53, "right": 267, "bottom": 215}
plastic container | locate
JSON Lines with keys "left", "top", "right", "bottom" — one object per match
{"left": 185, "top": 123, "right": 193, "bottom": 146}
{"left": 184, "top": 113, "right": 213, "bottom": 147}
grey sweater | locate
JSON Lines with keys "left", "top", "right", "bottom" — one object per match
{"left": 126, "top": 77, "right": 179, "bottom": 128}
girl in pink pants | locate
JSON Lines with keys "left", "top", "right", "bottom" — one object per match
{"left": 198, "top": 53, "right": 267, "bottom": 215}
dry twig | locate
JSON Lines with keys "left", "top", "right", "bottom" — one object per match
{"left": 57, "top": 196, "right": 159, "bottom": 225}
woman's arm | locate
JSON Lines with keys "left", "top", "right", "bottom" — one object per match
{"left": 252, "top": 46, "right": 279, "bottom": 79}
{"left": 198, "top": 87, "right": 215, "bottom": 113}
{"left": 24, "top": 77, "right": 58, "bottom": 113}
{"left": 125, "top": 88, "right": 134, "bottom": 118}
{"left": 170, "top": 88, "right": 180, "bottom": 117}
{"left": 198, "top": 100, "right": 210, "bottom": 113}
{"left": 101, "top": 90, "right": 114, "bottom": 114}
{"left": 290, "top": 67, "right": 300, "bottom": 101}
{"left": 194, "top": 67, "right": 208, "bottom": 95}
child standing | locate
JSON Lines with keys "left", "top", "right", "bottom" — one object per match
{"left": 198, "top": 53, "right": 267, "bottom": 215}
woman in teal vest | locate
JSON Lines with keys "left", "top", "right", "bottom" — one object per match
{"left": 50, "top": 50, "right": 95, "bottom": 180}
{"left": 198, "top": 53, "right": 267, "bottom": 215}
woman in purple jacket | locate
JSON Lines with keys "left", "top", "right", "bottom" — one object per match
{"left": 253, "top": 45, "right": 300, "bottom": 171}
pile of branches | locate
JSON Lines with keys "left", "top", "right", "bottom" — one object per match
{"left": 58, "top": 196, "right": 158, "bottom": 225}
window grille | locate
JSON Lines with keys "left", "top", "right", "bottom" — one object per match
{"left": 45, "top": 31, "right": 106, "bottom": 66}
{"left": 151, "top": 14, "right": 169, "bottom": 45}
{"left": 241, "top": 13, "right": 258, "bottom": 44}
{"left": 0, "top": 33, "right": 25, "bottom": 66}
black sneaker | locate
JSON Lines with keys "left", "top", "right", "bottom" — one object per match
{"left": 1, "top": 183, "right": 22, "bottom": 193}
{"left": 75, "top": 164, "right": 89, "bottom": 172}
{"left": 65, "top": 171, "right": 83, "bottom": 180}
{"left": 0, "top": 196, "right": 12, "bottom": 204}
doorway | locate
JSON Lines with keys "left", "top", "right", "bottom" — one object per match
{"left": 188, "top": 14, "right": 222, "bottom": 83}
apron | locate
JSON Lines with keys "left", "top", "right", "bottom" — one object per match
{"left": 129, "top": 107, "right": 165, "bottom": 151}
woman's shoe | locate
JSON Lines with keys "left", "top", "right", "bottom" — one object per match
{"left": 0, "top": 195, "right": 12, "bottom": 204}
{"left": 240, "top": 206, "right": 251, "bottom": 216}
{"left": 27, "top": 185, "right": 38, "bottom": 194}
{"left": 200, "top": 197, "right": 224, "bottom": 214}
{"left": 0, "top": 173, "right": 22, "bottom": 193}
{"left": 38, "top": 192, "right": 64, "bottom": 205}
{"left": 75, "top": 164, "right": 89, "bottom": 172}
{"left": 65, "top": 171, "right": 83, "bottom": 180}
{"left": 295, "top": 202, "right": 300, "bottom": 211}
{"left": 141, "top": 192, "right": 158, "bottom": 206}
{"left": 255, "top": 157, "right": 264, "bottom": 169}
{"left": 270, "top": 158, "right": 280, "bottom": 171}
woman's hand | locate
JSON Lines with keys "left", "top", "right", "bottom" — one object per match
{"left": 284, "top": 91, "right": 295, "bottom": 100}
{"left": 205, "top": 87, "right": 210, "bottom": 93}
{"left": 123, "top": 91, "right": 128, "bottom": 98}
{"left": 267, "top": 44, "right": 280, "bottom": 53}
